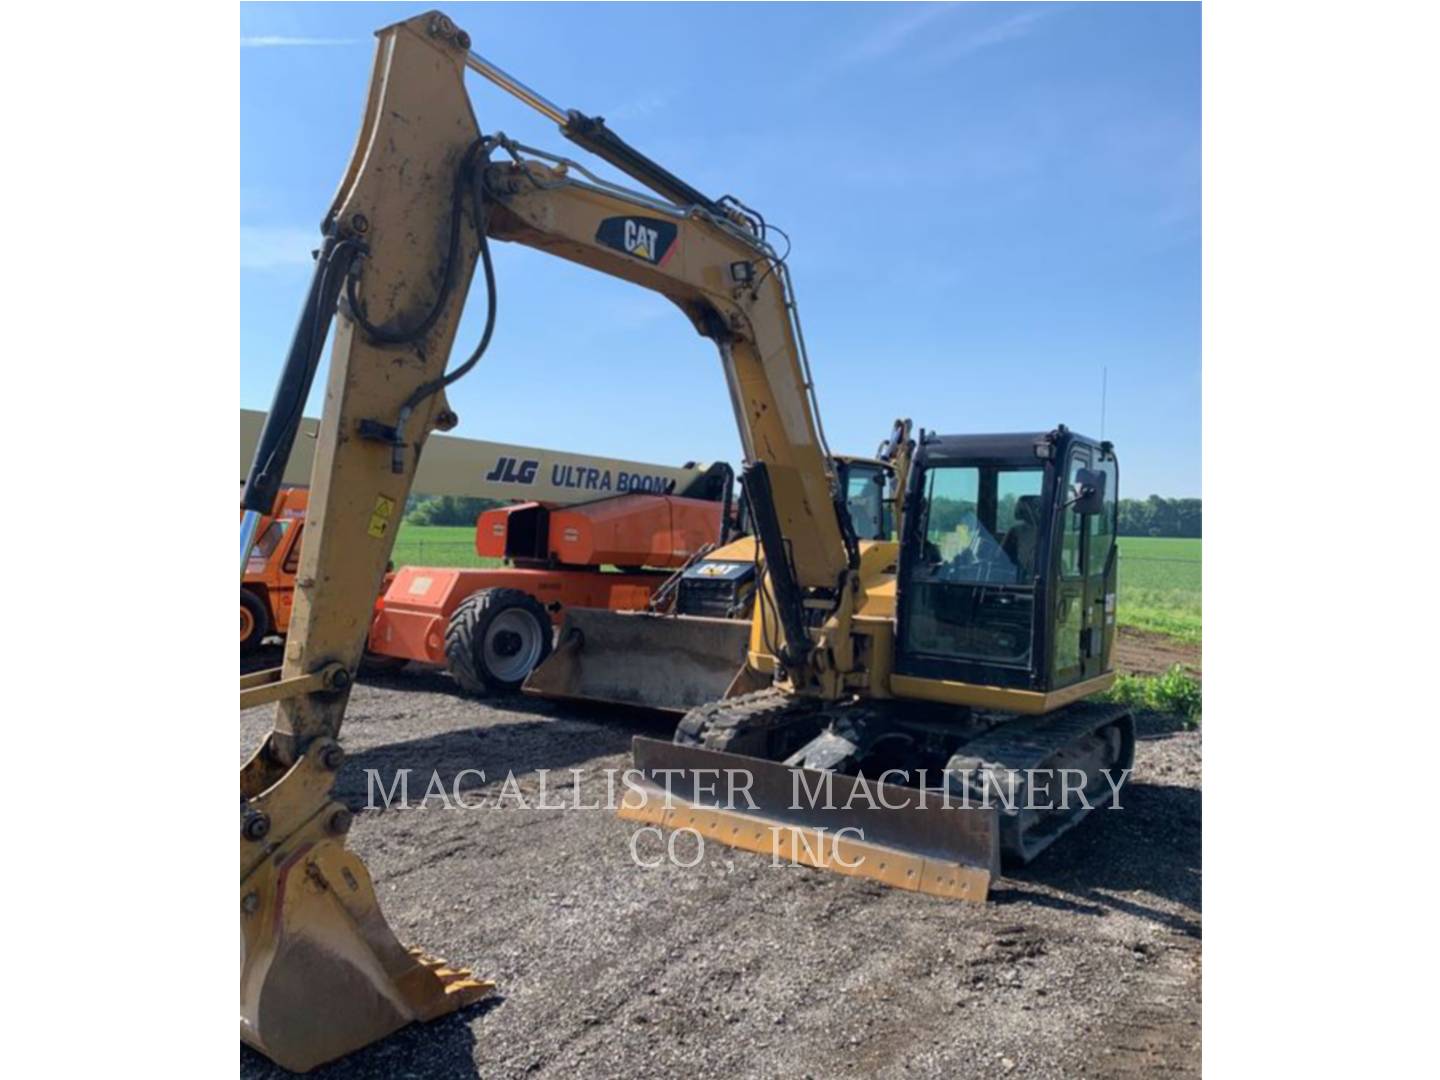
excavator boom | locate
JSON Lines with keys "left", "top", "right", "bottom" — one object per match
{"left": 241, "top": 10, "right": 859, "bottom": 1070}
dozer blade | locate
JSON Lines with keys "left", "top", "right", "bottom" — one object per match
{"left": 619, "top": 737, "right": 1001, "bottom": 902}
{"left": 523, "top": 608, "right": 752, "bottom": 713}
{"left": 241, "top": 742, "right": 493, "bottom": 1072}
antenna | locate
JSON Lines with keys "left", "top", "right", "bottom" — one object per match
{"left": 1100, "top": 366, "right": 1108, "bottom": 441}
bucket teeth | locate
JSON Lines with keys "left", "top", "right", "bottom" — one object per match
{"left": 243, "top": 831, "right": 495, "bottom": 1070}
{"left": 408, "top": 948, "right": 495, "bottom": 998}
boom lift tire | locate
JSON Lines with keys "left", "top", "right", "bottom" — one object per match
{"left": 240, "top": 589, "right": 269, "bottom": 655}
{"left": 445, "top": 587, "right": 554, "bottom": 693}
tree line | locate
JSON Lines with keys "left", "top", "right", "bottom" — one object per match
{"left": 405, "top": 494, "right": 503, "bottom": 526}
{"left": 1117, "top": 496, "right": 1201, "bottom": 538}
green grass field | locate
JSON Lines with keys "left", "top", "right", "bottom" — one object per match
{"left": 391, "top": 526, "right": 1202, "bottom": 640}
{"left": 1117, "top": 536, "right": 1201, "bottom": 641}
{"left": 391, "top": 524, "right": 501, "bottom": 569}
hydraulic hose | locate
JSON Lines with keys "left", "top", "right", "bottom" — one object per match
{"left": 241, "top": 235, "right": 363, "bottom": 516}
{"left": 345, "top": 136, "right": 499, "bottom": 473}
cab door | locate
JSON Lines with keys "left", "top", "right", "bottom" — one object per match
{"left": 1082, "top": 454, "right": 1118, "bottom": 680}
{"left": 1052, "top": 445, "right": 1117, "bottom": 687}
{"left": 1051, "top": 447, "right": 1091, "bottom": 688}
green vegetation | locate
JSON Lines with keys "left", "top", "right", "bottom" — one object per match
{"left": 1117, "top": 536, "right": 1201, "bottom": 641}
{"left": 389, "top": 526, "right": 1203, "bottom": 641}
{"left": 1101, "top": 663, "right": 1202, "bottom": 726}
{"left": 406, "top": 495, "right": 502, "bottom": 527}
{"left": 1117, "top": 495, "right": 1201, "bottom": 538}
{"left": 391, "top": 524, "right": 501, "bottom": 570}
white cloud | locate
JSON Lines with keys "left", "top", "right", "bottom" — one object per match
{"left": 840, "top": 2, "right": 961, "bottom": 66}
{"left": 240, "top": 36, "right": 360, "bottom": 48}
{"left": 603, "top": 93, "right": 670, "bottom": 123}
{"left": 923, "top": 7, "right": 1052, "bottom": 65}
{"left": 804, "top": 3, "right": 1050, "bottom": 90}
{"left": 241, "top": 226, "right": 320, "bottom": 270}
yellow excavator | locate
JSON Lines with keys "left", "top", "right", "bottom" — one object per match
{"left": 240, "top": 11, "right": 1131, "bottom": 1071}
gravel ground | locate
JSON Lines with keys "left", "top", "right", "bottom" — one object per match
{"left": 241, "top": 648, "right": 1200, "bottom": 1078}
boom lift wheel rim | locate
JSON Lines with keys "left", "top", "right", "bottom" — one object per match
{"left": 483, "top": 608, "right": 546, "bottom": 683}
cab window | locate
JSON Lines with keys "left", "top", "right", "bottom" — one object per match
{"left": 281, "top": 524, "right": 304, "bottom": 574}
{"left": 903, "top": 462, "right": 1044, "bottom": 666}
{"left": 912, "top": 465, "right": 1043, "bottom": 585}
{"left": 247, "top": 520, "right": 290, "bottom": 570}
{"left": 1089, "top": 454, "right": 1117, "bottom": 571}
{"left": 843, "top": 464, "right": 889, "bottom": 540}
{"left": 1060, "top": 452, "right": 1087, "bottom": 578}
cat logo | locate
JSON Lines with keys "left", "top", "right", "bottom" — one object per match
{"left": 595, "top": 215, "right": 678, "bottom": 266}
{"left": 696, "top": 562, "right": 748, "bottom": 577}
{"left": 625, "top": 220, "right": 658, "bottom": 260}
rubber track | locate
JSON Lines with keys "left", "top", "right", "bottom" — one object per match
{"left": 947, "top": 701, "right": 1135, "bottom": 863}
{"left": 675, "top": 688, "right": 822, "bottom": 754}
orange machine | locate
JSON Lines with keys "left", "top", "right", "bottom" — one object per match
{"left": 366, "top": 489, "right": 727, "bottom": 693}
{"left": 240, "top": 488, "right": 309, "bottom": 653}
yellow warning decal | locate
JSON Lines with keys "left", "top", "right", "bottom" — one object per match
{"left": 367, "top": 495, "right": 396, "bottom": 539}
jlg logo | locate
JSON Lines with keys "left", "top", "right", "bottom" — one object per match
{"left": 596, "top": 215, "right": 677, "bottom": 266}
{"left": 484, "top": 456, "right": 539, "bottom": 485}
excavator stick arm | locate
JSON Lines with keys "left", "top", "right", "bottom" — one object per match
{"left": 241, "top": 14, "right": 495, "bottom": 1071}
{"left": 241, "top": 8, "right": 885, "bottom": 1068}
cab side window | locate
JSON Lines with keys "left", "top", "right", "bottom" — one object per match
{"left": 844, "top": 466, "right": 887, "bottom": 541}
{"left": 1089, "top": 455, "right": 1117, "bottom": 571}
{"left": 282, "top": 524, "right": 304, "bottom": 575}
{"left": 1060, "top": 451, "right": 1088, "bottom": 578}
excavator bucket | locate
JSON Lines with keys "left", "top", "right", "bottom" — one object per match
{"left": 241, "top": 739, "right": 494, "bottom": 1072}
{"left": 619, "top": 737, "right": 1002, "bottom": 902}
{"left": 522, "top": 608, "right": 754, "bottom": 713}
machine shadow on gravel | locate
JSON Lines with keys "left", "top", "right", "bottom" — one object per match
{"left": 239, "top": 644, "right": 285, "bottom": 677}
{"left": 243, "top": 647, "right": 681, "bottom": 740}
{"left": 240, "top": 997, "right": 499, "bottom": 1080}
{"left": 997, "top": 774, "right": 1201, "bottom": 938}
{"left": 357, "top": 664, "right": 682, "bottom": 734}
{"left": 332, "top": 715, "right": 663, "bottom": 811}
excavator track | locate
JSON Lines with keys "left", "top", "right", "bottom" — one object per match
{"left": 631, "top": 692, "right": 1132, "bottom": 897}
{"left": 673, "top": 688, "right": 828, "bottom": 757}
{"left": 627, "top": 689, "right": 1003, "bottom": 902}
{"left": 946, "top": 701, "right": 1135, "bottom": 865}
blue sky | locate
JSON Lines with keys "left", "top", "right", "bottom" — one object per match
{"left": 242, "top": 2, "right": 1199, "bottom": 497}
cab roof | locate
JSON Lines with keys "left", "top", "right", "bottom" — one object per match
{"left": 918, "top": 428, "right": 1104, "bottom": 464}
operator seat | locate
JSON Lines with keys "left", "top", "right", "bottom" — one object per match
{"left": 1002, "top": 495, "right": 1042, "bottom": 582}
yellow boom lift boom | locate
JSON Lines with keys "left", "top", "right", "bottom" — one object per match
{"left": 240, "top": 11, "right": 1131, "bottom": 1070}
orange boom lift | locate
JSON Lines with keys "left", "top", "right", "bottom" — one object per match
{"left": 241, "top": 409, "right": 737, "bottom": 687}
{"left": 366, "top": 465, "right": 735, "bottom": 692}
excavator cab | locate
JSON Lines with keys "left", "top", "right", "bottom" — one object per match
{"left": 894, "top": 426, "right": 1119, "bottom": 699}
{"left": 835, "top": 456, "right": 893, "bottom": 540}
{"left": 623, "top": 425, "right": 1131, "bottom": 898}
